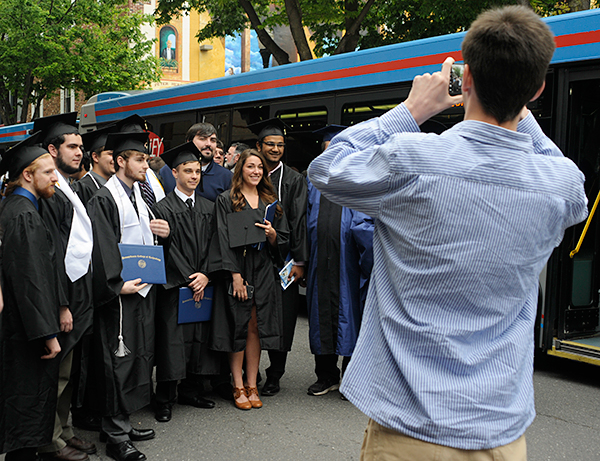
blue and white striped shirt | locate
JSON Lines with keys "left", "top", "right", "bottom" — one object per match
{"left": 307, "top": 104, "right": 588, "bottom": 450}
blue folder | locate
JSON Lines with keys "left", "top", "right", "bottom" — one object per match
{"left": 118, "top": 243, "right": 167, "bottom": 285}
{"left": 178, "top": 285, "right": 214, "bottom": 324}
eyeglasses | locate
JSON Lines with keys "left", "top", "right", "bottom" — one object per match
{"left": 262, "top": 142, "right": 286, "bottom": 148}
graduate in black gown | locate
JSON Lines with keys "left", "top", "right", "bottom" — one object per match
{"left": 33, "top": 113, "right": 96, "bottom": 459}
{"left": 87, "top": 132, "right": 170, "bottom": 461}
{"left": 151, "top": 142, "right": 220, "bottom": 422}
{"left": 210, "top": 149, "right": 289, "bottom": 410}
{"left": 249, "top": 119, "right": 308, "bottom": 397}
{"left": 0, "top": 135, "right": 61, "bottom": 461}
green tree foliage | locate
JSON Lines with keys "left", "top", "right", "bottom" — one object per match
{"left": 155, "top": 0, "right": 582, "bottom": 64}
{"left": 0, "top": 0, "right": 161, "bottom": 126}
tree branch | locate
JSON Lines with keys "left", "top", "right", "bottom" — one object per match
{"left": 237, "top": 0, "right": 291, "bottom": 65}
{"left": 284, "top": 0, "right": 312, "bottom": 61}
{"left": 333, "top": 0, "right": 376, "bottom": 55}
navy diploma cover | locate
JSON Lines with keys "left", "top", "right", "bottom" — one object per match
{"left": 118, "top": 243, "right": 167, "bottom": 285}
{"left": 178, "top": 285, "right": 214, "bottom": 324}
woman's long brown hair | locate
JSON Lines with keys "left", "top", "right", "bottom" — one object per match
{"left": 230, "top": 149, "right": 282, "bottom": 215}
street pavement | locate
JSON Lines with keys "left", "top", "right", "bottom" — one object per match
{"left": 4, "top": 312, "right": 600, "bottom": 460}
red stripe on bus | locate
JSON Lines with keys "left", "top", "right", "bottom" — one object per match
{"left": 97, "top": 51, "right": 463, "bottom": 117}
{"left": 555, "top": 29, "right": 600, "bottom": 48}
{"left": 0, "top": 130, "right": 27, "bottom": 138}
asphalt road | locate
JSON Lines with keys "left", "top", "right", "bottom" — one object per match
{"left": 4, "top": 314, "right": 600, "bottom": 460}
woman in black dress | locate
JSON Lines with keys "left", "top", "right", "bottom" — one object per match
{"left": 211, "top": 149, "right": 288, "bottom": 410}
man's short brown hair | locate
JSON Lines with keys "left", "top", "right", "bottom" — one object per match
{"left": 462, "top": 5, "right": 555, "bottom": 123}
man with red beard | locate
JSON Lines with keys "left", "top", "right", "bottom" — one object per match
{"left": 0, "top": 133, "right": 61, "bottom": 461}
{"left": 87, "top": 132, "right": 170, "bottom": 461}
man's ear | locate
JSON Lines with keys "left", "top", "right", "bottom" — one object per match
{"left": 530, "top": 80, "right": 546, "bottom": 102}
{"left": 22, "top": 169, "right": 33, "bottom": 184}
{"left": 47, "top": 143, "right": 59, "bottom": 159}
{"left": 116, "top": 155, "right": 126, "bottom": 170}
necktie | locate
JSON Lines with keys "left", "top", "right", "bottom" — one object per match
{"left": 140, "top": 180, "right": 156, "bottom": 209}
{"left": 185, "top": 198, "right": 194, "bottom": 210}
{"left": 130, "top": 191, "right": 139, "bottom": 216}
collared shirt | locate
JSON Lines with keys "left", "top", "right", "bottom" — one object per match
{"left": 117, "top": 177, "right": 133, "bottom": 198}
{"left": 174, "top": 186, "right": 195, "bottom": 207}
{"left": 307, "top": 104, "right": 588, "bottom": 450}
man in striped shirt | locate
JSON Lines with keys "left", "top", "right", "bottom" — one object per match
{"left": 308, "top": 6, "right": 588, "bottom": 460}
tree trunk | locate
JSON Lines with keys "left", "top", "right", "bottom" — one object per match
{"left": 567, "top": 0, "right": 590, "bottom": 11}
{"left": 238, "top": 0, "right": 291, "bottom": 65}
{"left": 19, "top": 73, "right": 33, "bottom": 124}
{"left": 284, "top": 0, "right": 313, "bottom": 61}
{"left": 333, "top": 0, "right": 376, "bottom": 55}
{"left": 0, "top": 80, "right": 16, "bottom": 127}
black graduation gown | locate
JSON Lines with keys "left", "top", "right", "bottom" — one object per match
{"left": 74, "top": 171, "right": 106, "bottom": 206}
{"left": 209, "top": 190, "right": 289, "bottom": 352}
{"left": 87, "top": 187, "right": 157, "bottom": 416}
{"left": 268, "top": 164, "right": 308, "bottom": 350}
{"left": 39, "top": 187, "right": 94, "bottom": 360}
{"left": 0, "top": 195, "right": 60, "bottom": 454}
{"left": 152, "top": 192, "right": 220, "bottom": 381}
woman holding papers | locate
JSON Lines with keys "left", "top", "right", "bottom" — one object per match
{"left": 211, "top": 149, "right": 288, "bottom": 410}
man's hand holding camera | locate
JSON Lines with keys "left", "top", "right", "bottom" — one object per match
{"left": 404, "top": 57, "right": 463, "bottom": 126}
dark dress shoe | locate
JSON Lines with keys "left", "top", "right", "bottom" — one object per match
{"left": 129, "top": 428, "right": 155, "bottom": 441}
{"left": 106, "top": 441, "right": 146, "bottom": 461}
{"left": 65, "top": 437, "right": 97, "bottom": 455}
{"left": 178, "top": 394, "right": 215, "bottom": 409}
{"left": 71, "top": 414, "right": 102, "bottom": 432}
{"left": 154, "top": 404, "right": 172, "bottom": 422}
{"left": 261, "top": 378, "right": 280, "bottom": 396}
{"left": 100, "top": 428, "right": 155, "bottom": 443}
{"left": 213, "top": 382, "right": 233, "bottom": 401}
{"left": 40, "top": 446, "right": 88, "bottom": 461}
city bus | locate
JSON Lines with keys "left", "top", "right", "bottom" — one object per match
{"left": 1, "top": 8, "right": 599, "bottom": 365}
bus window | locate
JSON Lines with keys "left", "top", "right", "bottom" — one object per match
{"left": 231, "top": 105, "right": 270, "bottom": 145}
{"left": 201, "top": 111, "right": 230, "bottom": 146}
{"left": 341, "top": 101, "right": 400, "bottom": 127}
{"left": 276, "top": 106, "right": 328, "bottom": 170}
{"left": 157, "top": 116, "right": 195, "bottom": 151}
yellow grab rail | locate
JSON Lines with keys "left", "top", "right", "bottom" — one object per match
{"left": 570, "top": 189, "right": 600, "bottom": 258}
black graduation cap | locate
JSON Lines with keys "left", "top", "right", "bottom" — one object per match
{"left": 105, "top": 132, "right": 149, "bottom": 157}
{"left": 161, "top": 141, "right": 201, "bottom": 169}
{"left": 115, "top": 114, "right": 147, "bottom": 133}
{"left": 0, "top": 131, "right": 49, "bottom": 178}
{"left": 313, "top": 125, "right": 347, "bottom": 142}
{"left": 32, "top": 112, "right": 79, "bottom": 144}
{"left": 81, "top": 124, "right": 118, "bottom": 153}
{"left": 226, "top": 209, "right": 266, "bottom": 248}
{"left": 247, "top": 118, "right": 290, "bottom": 141}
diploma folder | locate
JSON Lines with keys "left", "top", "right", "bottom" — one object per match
{"left": 118, "top": 243, "right": 167, "bottom": 285}
{"left": 178, "top": 286, "right": 214, "bottom": 323}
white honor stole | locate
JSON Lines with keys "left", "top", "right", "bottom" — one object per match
{"left": 146, "top": 169, "right": 166, "bottom": 202}
{"left": 55, "top": 171, "right": 93, "bottom": 282}
{"left": 105, "top": 175, "right": 154, "bottom": 298}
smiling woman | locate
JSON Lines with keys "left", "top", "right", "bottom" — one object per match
{"left": 209, "top": 149, "right": 289, "bottom": 411}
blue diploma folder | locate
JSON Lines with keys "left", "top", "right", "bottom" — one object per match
{"left": 118, "top": 243, "right": 167, "bottom": 285}
{"left": 178, "top": 285, "right": 214, "bottom": 324}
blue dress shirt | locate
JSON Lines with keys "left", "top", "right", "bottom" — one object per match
{"left": 308, "top": 104, "right": 588, "bottom": 449}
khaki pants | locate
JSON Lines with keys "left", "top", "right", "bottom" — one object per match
{"left": 360, "top": 419, "right": 527, "bottom": 461}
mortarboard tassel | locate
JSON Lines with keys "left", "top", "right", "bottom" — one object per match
{"left": 114, "top": 295, "right": 131, "bottom": 357}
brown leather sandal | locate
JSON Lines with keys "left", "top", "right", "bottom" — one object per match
{"left": 245, "top": 386, "right": 263, "bottom": 408}
{"left": 233, "top": 387, "right": 252, "bottom": 410}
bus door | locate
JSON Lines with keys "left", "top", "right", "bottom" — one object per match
{"left": 546, "top": 68, "right": 600, "bottom": 365}
{"left": 271, "top": 96, "right": 333, "bottom": 172}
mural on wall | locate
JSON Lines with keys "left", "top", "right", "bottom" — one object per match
{"left": 159, "top": 26, "right": 178, "bottom": 72}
